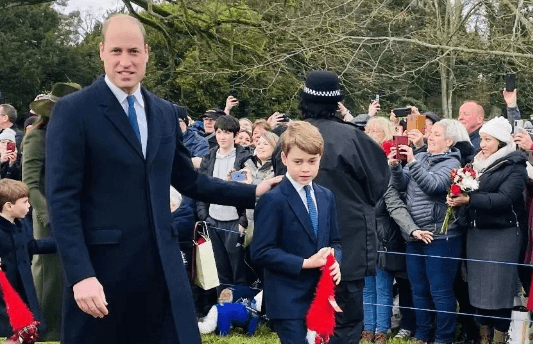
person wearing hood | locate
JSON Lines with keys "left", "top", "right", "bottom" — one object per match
{"left": 175, "top": 105, "right": 209, "bottom": 159}
{"left": 447, "top": 117, "right": 528, "bottom": 344}
{"left": 388, "top": 120, "right": 462, "bottom": 344}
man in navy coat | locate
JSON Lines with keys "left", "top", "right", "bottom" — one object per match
{"left": 45, "top": 14, "right": 280, "bottom": 344}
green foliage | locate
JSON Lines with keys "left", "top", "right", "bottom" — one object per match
{"left": 0, "top": 2, "right": 102, "bottom": 116}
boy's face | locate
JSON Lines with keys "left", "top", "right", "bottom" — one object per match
{"left": 7, "top": 197, "right": 30, "bottom": 219}
{"left": 215, "top": 129, "right": 235, "bottom": 150}
{"left": 281, "top": 146, "right": 321, "bottom": 185}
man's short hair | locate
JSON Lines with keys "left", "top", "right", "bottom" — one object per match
{"left": 0, "top": 104, "right": 17, "bottom": 124}
{"left": 281, "top": 121, "right": 324, "bottom": 156}
{"left": 0, "top": 179, "right": 29, "bottom": 212}
{"left": 101, "top": 14, "right": 146, "bottom": 44}
{"left": 462, "top": 100, "right": 485, "bottom": 118}
{"left": 215, "top": 115, "right": 240, "bottom": 136}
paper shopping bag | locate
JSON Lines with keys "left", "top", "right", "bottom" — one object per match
{"left": 192, "top": 222, "right": 219, "bottom": 290}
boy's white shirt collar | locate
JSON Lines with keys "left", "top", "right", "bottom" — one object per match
{"left": 104, "top": 75, "right": 145, "bottom": 109}
{"left": 285, "top": 173, "right": 317, "bottom": 213}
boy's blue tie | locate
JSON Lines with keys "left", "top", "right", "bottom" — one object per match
{"left": 126, "top": 95, "right": 141, "bottom": 143}
{"left": 304, "top": 185, "right": 318, "bottom": 236}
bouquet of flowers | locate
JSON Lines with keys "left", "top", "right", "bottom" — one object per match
{"left": 441, "top": 165, "right": 480, "bottom": 234}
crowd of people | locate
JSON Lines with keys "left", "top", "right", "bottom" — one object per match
{"left": 0, "top": 13, "right": 533, "bottom": 344}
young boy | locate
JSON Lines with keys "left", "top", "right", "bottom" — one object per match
{"left": 196, "top": 115, "right": 254, "bottom": 290}
{"left": 0, "top": 179, "right": 56, "bottom": 342}
{"left": 250, "top": 121, "right": 342, "bottom": 344}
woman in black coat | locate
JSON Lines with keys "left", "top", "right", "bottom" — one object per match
{"left": 448, "top": 117, "right": 528, "bottom": 344}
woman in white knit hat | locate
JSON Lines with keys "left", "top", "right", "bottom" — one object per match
{"left": 447, "top": 116, "right": 528, "bottom": 344}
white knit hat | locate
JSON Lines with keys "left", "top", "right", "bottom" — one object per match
{"left": 0, "top": 128, "right": 16, "bottom": 143}
{"left": 479, "top": 116, "right": 512, "bottom": 144}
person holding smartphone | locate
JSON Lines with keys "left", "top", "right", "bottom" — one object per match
{"left": 0, "top": 129, "right": 21, "bottom": 180}
{"left": 196, "top": 115, "right": 255, "bottom": 294}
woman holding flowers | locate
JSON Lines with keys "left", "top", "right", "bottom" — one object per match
{"left": 447, "top": 116, "right": 527, "bottom": 344}
{"left": 388, "top": 120, "right": 462, "bottom": 344}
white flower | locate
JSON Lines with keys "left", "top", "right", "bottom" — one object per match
{"left": 460, "top": 177, "right": 479, "bottom": 192}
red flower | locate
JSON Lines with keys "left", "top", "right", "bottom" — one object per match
{"left": 381, "top": 141, "right": 393, "bottom": 156}
{"left": 450, "top": 184, "right": 462, "bottom": 196}
{"left": 450, "top": 169, "right": 458, "bottom": 181}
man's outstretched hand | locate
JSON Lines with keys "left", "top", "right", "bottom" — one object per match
{"left": 255, "top": 175, "right": 283, "bottom": 199}
{"left": 73, "top": 277, "right": 108, "bottom": 318}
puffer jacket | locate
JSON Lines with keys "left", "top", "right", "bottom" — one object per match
{"left": 182, "top": 129, "right": 209, "bottom": 158}
{"left": 390, "top": 148, "right": 461, "bottom": 236}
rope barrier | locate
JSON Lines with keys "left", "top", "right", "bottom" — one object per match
{"left": 364, "top": 302, "right": 533, "bottom": 323}
{"left": 203, "top": 224, "right": 532, "bottom": 268}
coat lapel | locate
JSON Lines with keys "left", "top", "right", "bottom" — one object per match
{"left": 142, "top": 88, "right": 163, "bottom": 166}
{"left": 97, "top": 77, "right": 143, "bottom": 160}
{"left": 314, "top": 185, "right": 329, "bottom": 248}
{"left": 280, "top": 178, "right": 317, "bottom": 244}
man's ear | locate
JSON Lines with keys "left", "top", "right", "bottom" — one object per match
{"left": 281, "top": 151, "right": 287, "bottom": 167}
{"left": 99, "top": 42, "right": 104, "bottom": 61}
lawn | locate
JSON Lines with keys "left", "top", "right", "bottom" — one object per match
{"left": 0, "top": 328, "right": 420, "bottom": 344}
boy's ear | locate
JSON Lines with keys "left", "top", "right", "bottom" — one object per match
{"left": 281, "top": 151, "right": 288, "bottom": 167}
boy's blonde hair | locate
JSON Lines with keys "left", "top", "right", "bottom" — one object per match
{"left": 281, "top": 121, "right": 324, "bottom": 156}
{"left": 0, "top": 179, "right": 29, "bottom": 211}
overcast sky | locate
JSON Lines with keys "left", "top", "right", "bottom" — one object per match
{"left": 55, "top": 0, "right": 124, "bottom": 17}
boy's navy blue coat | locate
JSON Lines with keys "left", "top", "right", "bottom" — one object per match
{"left": 0, "top": 216, "right": 56, "bottom": 336}
{"left": 250, "top": 177, "right": 342, "bottom": 320}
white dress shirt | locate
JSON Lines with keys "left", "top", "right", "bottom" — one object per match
{"left": 286, "top": 173, "right": 318, "bottom": 213}
{"left": 104, "top": 75, "right": 148, "bottom": 157}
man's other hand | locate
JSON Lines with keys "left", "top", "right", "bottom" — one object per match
{"left": 73, "top": 277, "right": 109, "bottom": 318}
{"left": 255, "top": 175, "right": 283, "bottom": 199}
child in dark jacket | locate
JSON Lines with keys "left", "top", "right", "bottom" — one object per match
{"left": 0, "top": 179, "right": 56, "bottom": 342}
{"left": 196, "top": 115, "right": 255, "bottom": 292}
{"left": 250, "top": 121, "right": 342, "bottom": 344}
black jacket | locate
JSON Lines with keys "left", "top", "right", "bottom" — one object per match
{"left": 306, "top": 118, "right": 390, "bottom": 280}
{"left": 465, "top": 151, "right": 528, "bottom": 230}
{"left": 197, "top": 145, "right": 253, "bottom": 228}
{"left": 0, "top": 216, "right": 56, "bottom": 336}
{"left": 375, "top": 197, "right": 406, "bottom": 272}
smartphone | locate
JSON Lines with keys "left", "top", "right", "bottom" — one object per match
{"left": 231, "top": 171, "right": 246, "bottom": 182}
{"left": 393, "top": 135, "right": 409, "bottom": 160}
{"left": 279, "top": 113, "right": 290, "bottom": 122}
{"left": 393, "top": 107, "right": 412, "bottom": 117}
{"left": 514, "top": 119, "right": 524, "bottom": 135}
{"left": 6, "top": 142, "right": 15, "bottom": 152}
{"left": 371, "top": 94, "right": 380, "bottom": 103}
{"left": 505, "top": 74, "right": 516, "bottom": 92}
{"left": 230, "top": 89, "right": 238, "bottom": 99}
{"left": 407, "top": 114, "right": 426, "bottom": 134}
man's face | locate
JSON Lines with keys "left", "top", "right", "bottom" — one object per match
{"left": 215, "top": 129, "right": 235, "bottom": 150}
{"left": 458, "top": 102, "right": 483, "bottom": 134}
{"left": 99, "top": 19, "right": 149, "bottom": 94}
{"left": 204, "top": 117, "right": 216, "bottom": 134}
{"left": 281, "top": 146, "right": 321, "bottom": 185}
{"left": 0, "top": 110, "right": 9, "bottom": 128}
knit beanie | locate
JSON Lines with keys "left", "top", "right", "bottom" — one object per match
{"left": 479, "top": 116, "right": 512, "bottom": 144}
{"left": 0, "top": 129, "right": 16, "bottom": 143}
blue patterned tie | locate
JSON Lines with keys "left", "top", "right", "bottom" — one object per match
{"left": 126, "top": 95, "right": 141, "bottom": 143}
{"left": 304, "top": 185, "right": 318, "bottom": 236}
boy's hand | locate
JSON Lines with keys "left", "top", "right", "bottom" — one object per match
{"left": 302, "top": 247, "right": 330, "bottom": 269}
{"left": 329, "top": 258, "right": 341, "bottom": 285}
